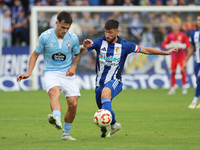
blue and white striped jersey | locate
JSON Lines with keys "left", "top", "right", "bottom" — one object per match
{"left": 190, "top": 30, "right": 200, "bottom": 65}
{"left": 88, "top": 35, "right": 141, "bottom": 87}
{"left": 35, "top": 28, "right": 80, "bottom": 73}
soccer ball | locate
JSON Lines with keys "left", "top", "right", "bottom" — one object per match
{"left": 94, "top": 109, "right": 112, "bottom": 127}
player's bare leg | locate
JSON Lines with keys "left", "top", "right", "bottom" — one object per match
{"left": 48, "top": 86, "right": 62, "bottom": 129}
{"left": 61, "top": 96, "right": 78, "bottom": 140}
{"left": 168, "top": 71, "right": 176, "bottom": 95}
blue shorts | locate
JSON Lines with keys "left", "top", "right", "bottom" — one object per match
{"left": 95, "top": 79, "right": 123, "bottom": 109}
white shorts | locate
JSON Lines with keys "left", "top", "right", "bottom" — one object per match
{"left": 44, "top": 71, "right": 81, "bottom": 98}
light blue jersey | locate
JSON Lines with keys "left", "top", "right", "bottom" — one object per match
{"left": 35, "top": 28, "right": 80, "bottom": 73}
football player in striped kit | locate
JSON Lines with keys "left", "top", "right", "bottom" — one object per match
{"left": 183, "top": 15, "right": 200, "bottom": 109}
{"left": 80, "top": 19, "right": 178, "bottom": 138}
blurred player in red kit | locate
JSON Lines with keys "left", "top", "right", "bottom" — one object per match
{"left": 162, "top": 22, "right": 190, "bottom": 95}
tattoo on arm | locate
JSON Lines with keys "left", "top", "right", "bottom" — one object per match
{"left": 73, "top": 53, "right": 81, "bottom": 66}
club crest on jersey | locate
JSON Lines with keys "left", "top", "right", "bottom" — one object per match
{"left": 67, "top": 42, "right": 71, "bottom": 49}
{"left": 116, "top": 47, "right": 120, "bottom": 53}
{"left": 50, "top": 43, "right": 53, "bottom": 47}
{"left": 52, "top": 52, "right": 66, "bottom": 62}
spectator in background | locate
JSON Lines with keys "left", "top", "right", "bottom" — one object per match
{"left": 107, "top": 12, "right": 123, "bottom": 23}
{"left": 93, "top": 13, "right": 104, "bottom": 38}
{"left": 69, "top": 0, "right": 76, "bottom": 6}
{"left": 11, "top": 0, "right": 24, "bottom": 23}
{"left": 140, "top": 25, "right": 156, "bottom": 47}
{"left": 182, "top": 13, "right": 197, "bottom": 37}
{"left": 88, "top": 0, "right": 100, "bottom": 5}
{"left": 128, "top": 12, "right": 143, "bottom": 44}
{"left": 69, "top": 12, "right": 82, "bottom": 39}
{"left": 81, "top": 0, "right": 90, "bottom": 6}
{"left": 122, "top": 0, "right": 133, "bottom": 21}
{"left": 4, "top": 0, "right": 12, "bottom": 7}
{"left": 2, "top": 8, "right": 12, "bottom": 47}
{"left": 149, "top": 0, "right": 166, "bottom": 5}
{"left": 0, "top": 0, "right": 9, "bottom": 15}
{"left": 49, "top": 0, "right": 62, "bottom": 28}
{"left": 154, "top": 12, "right": 170, "bottom": 45}
{"left": 12, "top": 9, "right": 29, "bottom": 46}
{"left": 80, "top": 12, "right": 95, "bottom": 40}
{"left": 38, "top": 12, "right": 49, "bottom": 35}
{"left": 161, "top": 22, "right": 190, "bottom": 95}
{"left": 177, "top": 0, "right": 187, "bottom": 5}
{"left": 101, "top": 0, "right": 115, "bottom": 21}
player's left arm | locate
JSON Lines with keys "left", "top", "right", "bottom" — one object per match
{"left": 140, "top": 46, "right": 178, "bottom": 55}
{"left": 66, "top": 52, "right": 81, "bottom": 77}
{"left": 66, "top": 35, "right": 81, "bottom": 76}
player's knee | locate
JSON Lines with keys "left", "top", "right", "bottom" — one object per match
{"left": 101, "top": 89, "right": 111, "bottom": 99}
{"left": 68, "top": 102, "right": 78, "bottom": 110}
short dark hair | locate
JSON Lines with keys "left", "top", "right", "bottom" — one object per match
{"left": 57, "top": 11, "right": 73, "bottom": 24}
{"left": 104, "top": 19, "right": 119, "bottom": 30}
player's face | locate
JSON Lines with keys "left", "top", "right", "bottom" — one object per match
{"left": 56, "top": 20, "right": 71, "bottom": 38}
{"left": 171, "top": 22, "right": 180, "bottom": 32}
{"left": 105, "top": 28, "right": 119, "bottom": 44}
{"left": 197, "top": 16, "right": 200, "bottom": 29}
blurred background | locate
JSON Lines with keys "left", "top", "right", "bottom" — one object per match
{"left": 0, "top": 0, "right": 199, "bottom": 91}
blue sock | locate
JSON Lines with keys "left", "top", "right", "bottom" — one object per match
{"left": 53, "top": 110, "right": 61, "bottom": 119}
{"left": 195, "top": 74, "right": 200, "bottom": 97}
{"left": 101, "top": 98, "right": 116, "bottom": 125}
{"left": 63, "top": 122, "right": 72, "bottom": 133}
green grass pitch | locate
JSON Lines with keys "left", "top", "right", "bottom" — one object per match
{"left": 0, "top": 88, "right": 200, "bottom": 150}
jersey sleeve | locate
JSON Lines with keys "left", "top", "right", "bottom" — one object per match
{"left": 87, "top": 38, "right": 100, "bottom": 52}
{"left": 72, "top": 35, "right": 80, "bottom": 55}
{"left": 125, "top": 42, "right": 141, "bottom": 54}
{"left": 35, "top": 34, "right": 45, "bottom": 53}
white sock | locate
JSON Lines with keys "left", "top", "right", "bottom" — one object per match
{"left": 192, "top": 97, "right": 198, "bottom": 104}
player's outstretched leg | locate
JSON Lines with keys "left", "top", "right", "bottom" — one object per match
{"left": 107, "top": 123, "right": 122, "bottom": 137}
{"left": 48, "top": 114, "right": 62, "bottom": 130}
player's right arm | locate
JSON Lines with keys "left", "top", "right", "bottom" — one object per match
{"left": 182, "top": 45, "right": 195, "bottom": 71}
{"left": 17, "top": 51, "right": 40, "bottom": 81}
{"left": 80, "top": 39, "right": 93, "bottom": 55}
{"left": 17, "top": 32, "right": 45, "bottom": 82}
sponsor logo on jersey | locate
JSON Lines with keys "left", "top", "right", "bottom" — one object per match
{"left": 52, "top": 52, "right": 66, "bottom": 62}
{"left": 99, "top": 54, "right": 120, "bottom": 66}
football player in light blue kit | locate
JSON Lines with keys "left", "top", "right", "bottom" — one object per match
{"left": 183, "top": 15, "right": 200, "bottom": 109}
{"left": 17, "top": 11, "right": 81, "bottom": 140}
{"left": 80, "top": 19, "right": 178, "bottom": 138}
